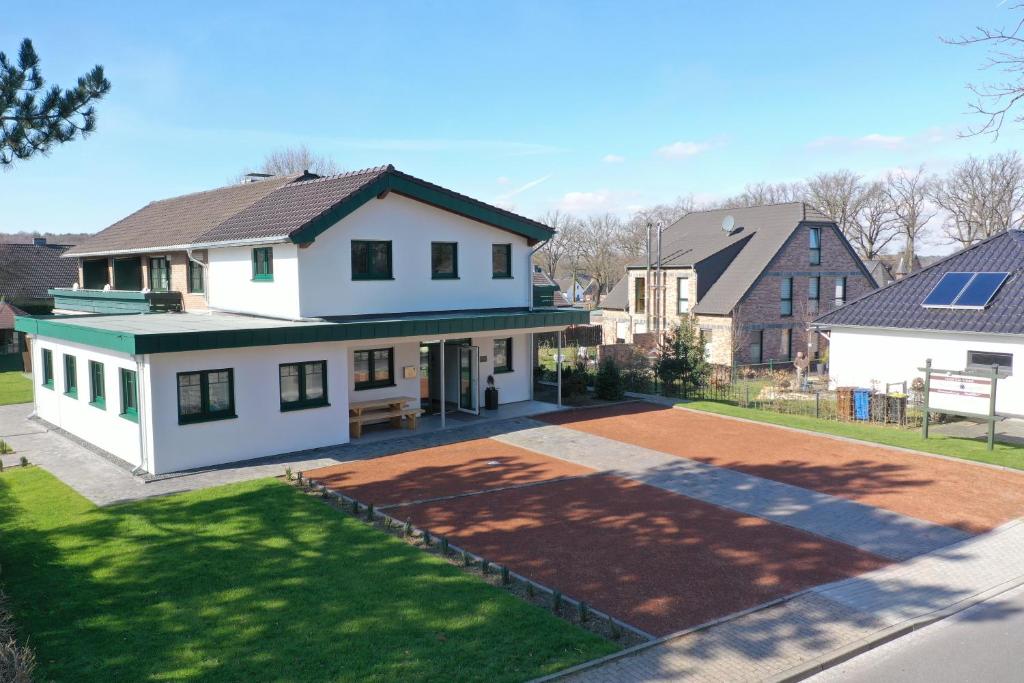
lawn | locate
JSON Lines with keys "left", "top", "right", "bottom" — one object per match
{"left": 0, "top": 371, "right": 32, "bottom": 405}
{"left": 680, "top": 399, "right": 1024, "bottom": 471}
{"left": 0, "top": 468, "right": 615, "bottom": 682}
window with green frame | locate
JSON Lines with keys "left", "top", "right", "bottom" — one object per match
{"left": 63, "top": 354, "right": 78, "bottom": 398}
{"left": 187, "top": 259, "right": 205, "bottom": 293}
{"left": 149, "top": 256, "right": 170, "bottom": 292}
{"left": 252, "top": 247, "right": 273, "bottom": 281}
{"left": 431, "top": 242, "right": 458, "bottom": 279}
{"left": 279, "top": 361, "right": 328, "bottom": 411}
{"left": 177, "top": 369, "right": 235, "bottom": 424}
{"left": 41, "top": 348, "right": 53, "bottom": 388}
{"left": 492, "top": 244, "right": 512, "bottom": 278}
{"left": 353, "top": 348, "right": 394, "bottom": 390}
{"left": 89, "top": 360, "right": 105, "bottom": 409}
{"left": 493, "top": 337, "right": 513, "bottom": 373}
{"left": 351, "top": 240, "right": 393, "bottom": 280}
{"left": 119, "top": 368, "right": 139, "bottom": 422}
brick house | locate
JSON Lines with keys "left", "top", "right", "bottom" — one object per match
{"left": 600, "top": 203, "right": 877, "bottom": 367}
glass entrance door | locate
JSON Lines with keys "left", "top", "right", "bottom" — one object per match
{"left": 457, "top": 345, "right": 479, "bottom": 414}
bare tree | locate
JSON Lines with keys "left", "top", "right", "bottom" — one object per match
{"left": 240, "top": 144, "right": 341, "bottom": 179}
{"left": 805, "top": 170, "right": 869, "bottom": 239}
{"left": 884, "top": 166, "right": 937, "bottom": 270}
{"left": 929, "top": 151, "right": 1024, "bottom": 248}
{"left": 943, "top": 5, "right": 1024, "bottom": 138}
{"left": 851, "top": 182, "right": 899, "bottom": 259}
{"left": 579, "top": 213, "right": 623, "bottom": 304}
{"left": 534, "top": 210, "right": 581, "bottom": 278}
{"left": 716, "top": 181, "right": 806, "bottom": 209}
{"left": 620, "top": 195, "right": 698, "bottom": 260}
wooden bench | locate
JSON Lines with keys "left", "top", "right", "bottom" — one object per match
{"left": 349, "top": 396, "right": 424, "bottom": 438}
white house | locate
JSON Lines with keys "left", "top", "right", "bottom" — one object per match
{"left": 16, "top": 165, "right": 586, "bottom": 474}
{"left": 814, "top": 230, "right": 1024, "bottom": 417}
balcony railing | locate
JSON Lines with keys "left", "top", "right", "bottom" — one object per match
{"left": 49, "top": 288, "right": 183, "bottom": 314}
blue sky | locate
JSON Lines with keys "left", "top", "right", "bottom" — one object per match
{"left": 3, "top": 1, "right": 1023, "bottom": 254}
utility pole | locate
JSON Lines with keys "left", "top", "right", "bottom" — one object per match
{"left": 645, "top": 222, "right": 652, "bottom": 332}
{"left": 656, "top": 221, "right": 663, "bottom": 335}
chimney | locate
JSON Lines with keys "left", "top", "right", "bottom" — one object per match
{"left": 33, "top": 237, "right": 46, "bottom": 246}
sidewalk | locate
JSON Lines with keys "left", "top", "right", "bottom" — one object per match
{"left": 551, "top": 518, "right": 1024, "bottom": 682}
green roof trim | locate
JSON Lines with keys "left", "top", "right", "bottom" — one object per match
{"left": 15, "top": 308, "right": 588, "bottom": 356}
{"left": 15, "top": 315, "right": 137, "bottom": 355}
{"left": 289, "top": 171, "right": 554, "bottom": 246}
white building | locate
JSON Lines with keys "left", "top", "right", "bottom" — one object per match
{"left": 814, "top": 230, "right": 1024, "bottom": 417}
{"left": 16, "top": 165, "right": 585, "bottom": 474}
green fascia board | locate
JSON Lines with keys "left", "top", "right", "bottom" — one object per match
{"left": 289, "top": 172, "right": 554, "bottom": 246}
{"left": 16, "top": 309, "right": 588, "bottom": 356}
{"left": 15, "top": 316, "right": 137, "bottom": 355}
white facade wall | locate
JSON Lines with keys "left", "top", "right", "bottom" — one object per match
{"left": 828, "top": 327, "right": 1024, "bottom": 416}
{"left": 297, "top": 194, "right": 532, "bottom": 317}
{"left": 207, "top": 243, "right": 302, "bottom": 319}
{"left": 29, "top": 338, "right": 144, "bottom": 467}
{"left": 146, "top": 342, "right": 349, "bottom": 474}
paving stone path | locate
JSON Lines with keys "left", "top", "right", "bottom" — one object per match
{"left": 495, "top": 422, "right": 971, "bottom": 561}
{"left": 555, "top": 519, "right": 1024, "bottom": 682}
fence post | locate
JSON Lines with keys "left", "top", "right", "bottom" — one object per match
{"left": 988, "top": 363, "right": 999, "bottom": 451}
{"left": 745, "top": 385, "right": 750, "bottom": 407}
{"left": 769, "top": 359, "right": 774, "bottom": 373}
{"left": 921, "top": 358, "right": 932, "bottom": 439}
{"left": 815, "top": 391, "right": 820, "bottom": 419}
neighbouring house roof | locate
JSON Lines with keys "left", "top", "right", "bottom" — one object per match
{"left": 0, "top": 302, "right": 27, "bottom": 330}
{"left": 814, "top": 230, "right": 1024, "bottom": 336}
{"left": 628, "top": 203, "right": 859, "bottom": 316}
{"left": 66, "top": 165, "right": 555, "bottom": 258}
{"left": 533, "top": 269, "right": 570, "bottom": 306}
{"left": 864, "top": 259, "right": 895, "bottom": 287}
{"left": 15, "top": 307, "right": 588, "bottom": 355}
{"left": 600, "top": 275, "right": 629, "bottom": 310}
{"left": 0, "top": 242, "right": 79, "bottom": 300}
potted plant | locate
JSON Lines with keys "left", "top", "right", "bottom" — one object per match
{"left": 484, "top": 375, "right": 499, "bottom": 410}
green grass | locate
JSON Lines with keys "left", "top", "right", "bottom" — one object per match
{"left": 0, "top": 371, "right": 32, "bottom": 405}
{"left": 0, "top": 468, "right": 616, "bottom": 682}
{"left": 680, "top": 399, "right": 1024, "bottom": 471}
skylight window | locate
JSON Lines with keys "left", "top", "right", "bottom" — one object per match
{"left": 922, "top": 271, "right": 1010, "bottom": 310}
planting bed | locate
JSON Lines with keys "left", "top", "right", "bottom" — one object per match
{"left": 539, "top": 403, "right": 1024, "bottom": 534}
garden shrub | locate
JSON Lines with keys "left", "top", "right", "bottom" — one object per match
{"left": 594, "top": 359, "right": 625, "bottom": 401}
{"left": 0, "top": 591, "right": 34, "bottom": 683}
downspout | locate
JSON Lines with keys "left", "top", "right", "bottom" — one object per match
{"left": 656, "top": 222, "right": 663, "bottom": 334}
{"left": 645, "top": 222, "right": 652, "bottom": 332}
{"left": 132, "top": 354, "right": 151, "bottom": 475}
{"left": 528, "top": 238, "right": 549, "bottom": 312}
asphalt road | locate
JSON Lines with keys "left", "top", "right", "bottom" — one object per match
{"left": 810, "top": 583, "right": 1024, "bottom": 682}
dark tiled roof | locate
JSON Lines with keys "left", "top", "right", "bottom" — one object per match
{"left": 0, "top": 243, "right": 79, "bottom": 299}
{"left": 600, "top": 274, "right": 629, "bottom": 310}
{"left": 199, "top": 166, "right": 392, "bottom": 243}
{"left": 67, "top": 165, "right": 555, "bottom": 257}
{"left": 630, "top": 203, "right": 839, "bottom": 315}
{"left": 64, "top": 174, "right": 303, "bottom": 256}
{"left": 815, "top": 230, "right": 1024, "bottom": 335}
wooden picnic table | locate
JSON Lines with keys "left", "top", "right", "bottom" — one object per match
{"left": 348, "top": 396, "right": 422, "bottom": 438}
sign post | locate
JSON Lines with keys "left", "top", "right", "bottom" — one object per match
{"left": 918, "top": 358, "right": 1001, "bottom": 451}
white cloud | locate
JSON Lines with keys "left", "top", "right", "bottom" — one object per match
{"left": 496, "top": 176, "right": 511, "bottom": 185}
{"left": 808, "top": 132, "right": 908, "bottom": 150}
{"left": 602, "top": 154, "right": 625, "bottom": 164}
{"left": 558, "top": 190, "right": 612, "bottom": 213}
{"left": 656, "top": 140, "right": 714, "bottom": 159}
{"left": 859, "top": 133, "right": 906, "bottom": 147}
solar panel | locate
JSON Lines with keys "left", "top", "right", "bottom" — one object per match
{"left": 922, "top": 272, "right": 974, "bottom": 307}
{"left": 952, "top": 272, "right": 1010, "bottom": 308}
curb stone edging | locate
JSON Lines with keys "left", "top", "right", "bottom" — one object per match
{"left": 770, "top": 573, "right": 1024, "bottom": 682}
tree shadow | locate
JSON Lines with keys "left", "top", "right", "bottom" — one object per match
{"left": 0, "top": 472, "right": 611, "bottom": 682}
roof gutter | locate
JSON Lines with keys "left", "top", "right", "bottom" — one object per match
{"left": 64, "top": 237, "right": 292, "bottom": 259}
{"left": 814, "top": 322, "right": 1024, "bottom": 339}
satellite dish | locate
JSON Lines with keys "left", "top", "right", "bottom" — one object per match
{"left": 722, "top": 215, "right": 735, "bottom": 232}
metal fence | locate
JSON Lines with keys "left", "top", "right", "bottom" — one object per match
{"left": 620, "top": 363, "right": 926, "bottom": 428}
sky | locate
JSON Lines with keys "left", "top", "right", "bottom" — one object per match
{"left": 3, "top": 1, "right": 1024, "bottom": 255}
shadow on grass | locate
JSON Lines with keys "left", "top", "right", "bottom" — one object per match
{"left": 0, "top": 469, "right": 614, "bottom": 682}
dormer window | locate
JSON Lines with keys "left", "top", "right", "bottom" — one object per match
{"left": 809, "top": 227, "right": 821, "bottom": 266}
